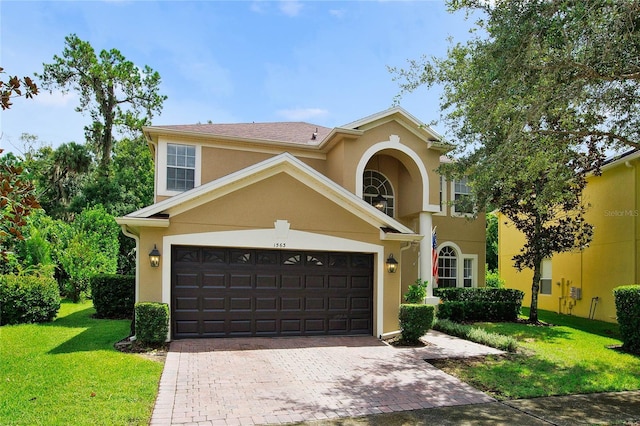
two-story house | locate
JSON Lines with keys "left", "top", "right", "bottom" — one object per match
{"left": 499, "top": 149, "right": 640, "bottom": 323}
{"left": 116, "top": 107, "right": 486, "bottom": 340}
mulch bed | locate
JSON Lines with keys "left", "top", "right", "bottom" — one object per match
{"left": 114, "top": 336, "right": 169, "bottom": 363}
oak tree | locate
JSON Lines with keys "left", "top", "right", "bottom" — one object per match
{"left": 391, "top": 0, "right": 638, "bottom": 322}
{"left": 39, "top": 34, "right": 166, "bottom": 169}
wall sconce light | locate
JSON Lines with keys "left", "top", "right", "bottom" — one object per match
{"left": 386, "top": 253, "right": 398, "bottom": 273}
{"left": 149, "top": 244, "right": 161, "bottom": 268}
{"left": 373, "top": 192, "right": 387, "bottom": 211}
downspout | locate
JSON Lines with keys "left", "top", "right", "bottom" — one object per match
{"left": 400, "top": 241, "right": 414, "bottom": 304}
{"left": 119, "top": 225, "right": 140, "bottom": 305}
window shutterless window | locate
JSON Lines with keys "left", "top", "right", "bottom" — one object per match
{"left": 463, "top": 258, "right": 473, "bottom": 287}
{"left": 167, "top": 143, "right": 196, "bottom": 191}
{"left": 452, "top": 177, "right": 473, "bottom": 215}
{"left": 540, "top": 258, "right": 552, "bottom": 295}
{"left": 438, "top": 246, "right": 457, "bottom": 288}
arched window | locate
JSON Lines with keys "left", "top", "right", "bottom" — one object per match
{"left": 363, "top": 169, "right": 394, "bottom": 217}
{"left": 438, "top": 246, "right": 457, "bottom": 288}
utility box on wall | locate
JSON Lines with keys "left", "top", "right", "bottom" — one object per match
{"left": 570, "top": 286, "right": 582, "bottom": 300}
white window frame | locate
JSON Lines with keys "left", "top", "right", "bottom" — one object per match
{"left": 157, "top": 139, "right": 202, "bottom": 197}
{"left": 434, "top": 175, "right": 447, "bottom": 216}
{"left": 540, "top": 258, "right": 552, "bottom": 295}
{"left": 362, "top": 169, "right": 395, "bottom": 217}
{"left": 462, "top": 254, "right": 478, "bottom": 288}
{"left": 451, "top": 177, "right": 474, "bottom": 217}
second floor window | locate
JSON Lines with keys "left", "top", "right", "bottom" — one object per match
{"left": 167, "top": 143, "right": 196, "bottom": 191}
{"left": 453, "top": 177, "right": 473, "bottom": 215}
{"left": 363, "top": 169, "right": 394, "bottom": 217}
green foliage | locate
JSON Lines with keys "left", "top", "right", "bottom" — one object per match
{"left": 57, "top": 206, "right": 120, "bottom": 302}
{"left": 0, "top": 149, "right": 41, "bottom": 261}
{"left": 613, "top": 285, "right": 640, "bottom": 354}
{"left": 90, "top": 274, "right": 135, "bottom": 319}
{"left": 135, "top": 302, "right": 169, "bottom": 346}
{"left": 0, "top": 274, "right": 60, "bottom": 325}
{"left": 403, "top": 278, "right": 429, "bottom": 303}
{"left": 0, "top": 67, "right": 39, "bottom": 110}
{"left": 39, "top": 34, "right": 166, "bottom": 168}
{"left": 435, "top": 288, "right": 524, "bottom": 322}
{"left": 485, "top": 268, "right": 505, "bottom": 288}
{"left": 486, "top": 212, "right": 498, "bottom": 271}
{"left": 434, "top": 319, "right": 518, "bottom": 352}
{"left": 390, "top": 1, "right": 639, "bottom": 324}
{"left": 398, "top": 304, "right": 435, "bottom": 343}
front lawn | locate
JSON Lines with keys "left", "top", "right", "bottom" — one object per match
{"left": 432, "top": 308, "right": 640, "bottom": 400}
{"left": 0, "top": 300, "right": 164, "bottom": 425}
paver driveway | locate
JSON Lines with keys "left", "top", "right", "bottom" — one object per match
{"left": 150, "top": 335, "right": 496, "bottom": 425}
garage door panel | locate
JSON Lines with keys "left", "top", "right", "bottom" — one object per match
{"left": 202, "top": 297, "right": 225, "bottom": 311}
{"left": 351, "top": 297, "right": 371, "bottom": 311}
{"left": 230, "top": 274, "right": 252, "bottom": 288}
{"left": 281, "top": 275, "right": 302, "bottom": 288}
{"left": 256, "top": 275, "right": 278, "bottom": 288}
{"left": 328, "top": 276, "right": 347, "bottom": 288}
{"left": 256, "top": 297, "right": 277, "bottom": 311}
{"left": 305, "top": 275, "right": 325, "bottom": 288}
{"left": 305, "top": 297, "right": 325, "bottom": 310}
{"left": 172, "top": 246, "right": 372, "bottom": 338}
{"left": 174, "top": 273, "right": 198, "bottom": 288}
{"left": 229, "top": 297, "right": 252, "bottom": 311}
{"left": 174, "top": 297, "right": 198, "bottom": 311}
{"left": 281, "top": 297, "right": 302, "bottom": 311}
{"left": 202, "top": 273, "right": 226, "bottom": 288}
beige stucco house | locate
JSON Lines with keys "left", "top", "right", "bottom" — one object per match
{"left": 116, "top": 107, "right": 486, "bottom": 340}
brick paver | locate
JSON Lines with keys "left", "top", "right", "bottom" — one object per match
{"left": 150, "top": 332, "right": 497, "bottom": 425}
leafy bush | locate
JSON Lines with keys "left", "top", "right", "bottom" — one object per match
{"left": 404, "top": 278, "right": 428, "bottom": 303}
{"left": 0, "top": 274, "right": 60, "bottom": 325}
{"left": 434, "top": 287, "right": 524, "bottom": 322}
{"left": 434, "top": 318, "right": 518, "bottom": 352}
{"left": 91, "top": 274, "right": 135, "bottom": 319}
{"left": 135, "top": 302, "right": 169, "bottom": 345}
{"left": 398, "top": 304, "right": 435, "bottom": 343}
{"left": 613, "top": 285, "right": 640, "bottom": 354}
{"left": 485, "top": 269, "right": 505, "bottom": 288}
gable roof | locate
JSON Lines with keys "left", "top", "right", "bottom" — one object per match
{"left": 117, "top": 152, "right": 422, "bottom": 241}
{"left": 149, "top": 122, "right": 333, "bottom": 146}
{"left": 143, "top": 107, "right": 450, "bottom": 152}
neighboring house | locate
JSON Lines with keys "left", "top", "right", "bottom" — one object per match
{"left": 116, "top": 107, "right": 486, "bottom": 340}
{"left": 499, "top": 149, "right": 640, "bottom": 323}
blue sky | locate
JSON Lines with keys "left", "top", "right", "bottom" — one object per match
{"left": 1, "top": 1, "right": 475, "bottom": 154}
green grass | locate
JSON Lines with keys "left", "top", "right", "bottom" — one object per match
{"left": 434, "top": 308, "right": 640, "bottom": 400}
{"left": 0, "top": 300, "right": 164, "bottom": 426}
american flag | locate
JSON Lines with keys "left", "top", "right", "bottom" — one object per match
{"left": 432, "top": 228, "right": 438, "bottom": 285}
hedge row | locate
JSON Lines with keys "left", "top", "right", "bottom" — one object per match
{"left": 90, "top": 274, "right": 135, "bottom": 319}
{"left": 613, "top": 285, "right": 640, "bottom": 354}
{"left": 0, "top": 275, "right": 61, "bottom": 325}
{"left": 434, "top": 287, "right": 524, "bottom": 322}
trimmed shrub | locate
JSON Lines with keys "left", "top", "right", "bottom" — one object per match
{"left": 90, "top": 274, "right": 135, "bottom": 319}
{"left": 434, "top": 287, "right": 524, "bottom": 322}
{"left": 135, "top": 302, "right": 169, "bottom": 345}
{"left": 399, "top": 304, "right": 435, "bottom": 343}
{"left": 0, "top": 274, "right": 61, "bottom": 325}
{"left": 434, "top": 319, "right": 518, "bottom": 352}
{"left": 404, "top": 278, "right": 428, "bottom": 303}
{"left": 613, "top": 285, "right": 640, "bottom": 354}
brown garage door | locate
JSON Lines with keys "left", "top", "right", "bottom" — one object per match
{"left": 171, "top": 246, "right": 373, "bottom": 339}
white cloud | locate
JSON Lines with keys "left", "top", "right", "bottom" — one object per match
{"left": 250, "top": 1, "right": 266, "bottom": 14}
{"left": 276, "top": 108, "right": 328, "bottom": 121}
{"left": 279, "top": 0, "right": 303, "bottom": 17}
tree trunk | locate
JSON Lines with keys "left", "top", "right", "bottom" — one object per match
{"left": 529, "top": 258, "right": 541, "bottom": 323}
